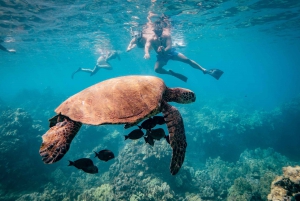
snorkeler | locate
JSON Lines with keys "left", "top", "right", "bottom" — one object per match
{"left": 0, "top": 38, "right": 16, "bottom": 53}
{"left": 126, "top": 12, "right": 159, "bottom": 52}
{"left": 71, "top": 50, "right": 120, "bottom": 79}
{"left": 144, "top": 16, "right": 224, "bottom": 82}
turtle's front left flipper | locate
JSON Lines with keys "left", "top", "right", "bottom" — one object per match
{"left": 39, "top": 115, "right": 82, "bottom": 164}
{"left": 161, "top": 101, "right": 187, "bottom": 175}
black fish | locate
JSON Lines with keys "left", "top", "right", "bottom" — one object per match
{"left": 140, "top": 118, "right": 156, "bottom": 130}
{"left": 94, "top": 149, "right": 115, "bottom": 162}
{"left": 68, "top": 158, "right": 98, "bottom": 174}
{"left": 147, "top": 128, "right": 166, "bottom": 140}
{"left": 152, "top": 116, "right": 166, "bottom": 125}
{"left": 144, "top": 135, "right": 154, "bottom": 146}
{"left": 125, "top": 129, "right": 144, "bottom": 140}
{"left": 165, "top": 135, "right": 170, "bottom": 144}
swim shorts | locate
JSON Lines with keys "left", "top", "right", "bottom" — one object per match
{"left": 156, "top": 48, "right": 179, "bottom": 63}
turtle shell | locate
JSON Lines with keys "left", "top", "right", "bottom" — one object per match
{"left": 55, "top": 76, "right": 166, "bottom": 125}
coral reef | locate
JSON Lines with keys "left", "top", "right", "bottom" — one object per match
{"left": 184, "top": 95, "right": 300, "bottom": 166}
{"left": 268, "top": 166, "right": 300, "bottom": 201}
{"left": 1, "top": 95, "right": 300, "bottom": 201}
{"left": 109, "top": 139, "right": 182, "bottom": 200}
{"left": 0, "top": 108, "right": 49, "bottom": 194}
{"left": 191, "top": 148, "right": 292, "bottom": 201}
{"left": 76, "top": 184, "right": 114, "bottom": 201}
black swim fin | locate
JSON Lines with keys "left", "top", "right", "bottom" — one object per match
{"left": 169, "top": 70, "right": 188, "bottom": 82}
{"left": 205, "top": 69, "right": 224, "bottom": 80}
{"left": 71, "top": 67, "right": 82, "bottom": 79}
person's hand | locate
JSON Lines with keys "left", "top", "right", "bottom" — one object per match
{"left": 157, "top": 46, "right": 165, "bottom": 53}
{"left": 144, "top": 53, "right": 150, "bottom": 59}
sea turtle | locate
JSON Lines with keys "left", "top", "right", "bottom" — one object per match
{"left": 39, "top": 75, "right": 195, "bottom": 175}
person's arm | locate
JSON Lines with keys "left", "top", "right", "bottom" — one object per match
{"left": 126, "top": 38, "right": 137, "bottom": 52}
{"left": 147, "top": 12, "right": 158, "bottom": 23}
{"left": 144, "top": 38, "right": 152, "bottom": 59}
{"left": 164, "top": 35, "right": 172, "bottom": 53}
{"left": 157, "top": 35, "right": 172, "bottom": 54}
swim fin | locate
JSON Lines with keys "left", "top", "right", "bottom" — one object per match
{"left": 71, "top": 67, "right": 81, "bottom": 79}
{"left": 205, "top": 69, "right": 224, "bottom": 80}
{"left": 169, "top": 70, "right": 188, "bottom": 82}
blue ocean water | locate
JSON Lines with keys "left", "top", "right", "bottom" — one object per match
{"left": 1, "top": 0, "right": 299, "bottom": 110}
{"left": 1, "top": 0, "right": 300, "bottom": 200}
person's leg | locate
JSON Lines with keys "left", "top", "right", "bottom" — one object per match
{"left": 172, "top": 53, "right": 224, "bottom": 80}
{"left": 71, "top": 67, "right": 86, "bottom": 79}
{"left": 71, "top": 66, "right": 97, "bottom": 79}
{"left": 154, "top": 60, "right": 187, "bottom": 82}
{"left": 172, "top": 53, "right": 207, "bottom": 73}
{"left": 89, "top": 66, "right": 100, "bottom": 76}
{"left": 98, "top": 62, "right": 113, "bottom": 70}
{"left": 80, "top": 68, "right": 94, "bottom": 74}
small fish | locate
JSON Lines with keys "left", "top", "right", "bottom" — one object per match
{"left": 147, "top": 128, "right": 166, "bottom": 140}
{"left": 144, "top": 135, "right": 154, "bottom": 146}
{"left": 165, "top": 135, "right": 170, "bottom": 144}
{"left": 68, "top": 158, "right": 98, "bottom": 174}
{"left": 152, "top": 116, "right": 166, "bottom": 125}
{"left": 125, "top": 129, "right": 144, "bottom": 140}
{"left": 140, "top": 118, "right": 156, "bottom": 130}
{"left": 94, "top": 149, "right": 115, "bottom": 162}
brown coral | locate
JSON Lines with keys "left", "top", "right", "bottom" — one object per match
{"left": 268, "top": 166, "right": 300, "bottom": 201}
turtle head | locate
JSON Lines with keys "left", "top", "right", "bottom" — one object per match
{"left": 164, "top": 87, "right": 196, "bottom": 104}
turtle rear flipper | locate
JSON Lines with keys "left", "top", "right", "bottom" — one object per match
{"left": 161, "top": 101, "right": 187, "bottom": 175}
{"left": 39, "top": 116, "right": 82, "bottom": 164}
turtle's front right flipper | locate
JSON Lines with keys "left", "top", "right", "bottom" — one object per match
{"left": 39, "top": 115, "right": 82, "bottom": 164}
{"left": 161, "top": 101, "right": 187, "bottom": 175}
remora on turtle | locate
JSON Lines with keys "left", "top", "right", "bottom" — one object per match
{"left": 39, "top": 75, "right": 195, "bottom": 175}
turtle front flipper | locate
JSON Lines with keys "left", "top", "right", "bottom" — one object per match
{"left": 161, "top": 101, "right": 187, "bottom": 175}
{"left": 39, "top": 115, "right": 82, "bottom": 164}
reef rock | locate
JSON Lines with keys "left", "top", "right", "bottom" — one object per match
{"left": 268, "top": 166, "right": 300, "bottom": 201}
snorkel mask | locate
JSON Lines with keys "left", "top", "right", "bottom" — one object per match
{"left": 154, "top": 27, "right": 163, "bottom": 37}
{"left": 131, "top": 31, "right": 142, "bottom": 39}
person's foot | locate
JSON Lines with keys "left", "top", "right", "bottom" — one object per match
{"left": 8, "top": 49, "right": 16, "bottom": 53}
{"left": 90, "top": 70, "right": 96, "bottom": 76}
{"left": 204, "top": 69, "right": 224, "bottom": 80}
{"left": 71, "top": 67, "right": 81, "bottom": 79}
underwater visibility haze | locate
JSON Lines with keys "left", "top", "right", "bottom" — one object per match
{"left": 1, "top": 0, "right": 300, "bottom": 200}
